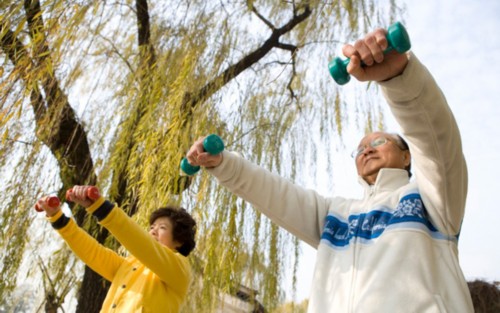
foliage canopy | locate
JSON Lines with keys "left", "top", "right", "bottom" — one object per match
{"left": 0, "top": 0, "right": 403, "bottom": 311}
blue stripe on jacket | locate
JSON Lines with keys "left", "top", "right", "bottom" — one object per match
{"left": 320, "top": 193, "right": 458, "bottom": 249}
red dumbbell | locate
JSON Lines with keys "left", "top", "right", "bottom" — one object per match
{"left": 65, "top": 186, "right": 100, "bottom": 202}
{"left": 35, "top": 196, "right": 61, "bottom": 212}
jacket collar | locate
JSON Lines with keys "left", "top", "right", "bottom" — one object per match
{"left": 358, "top": 168, "right": 410, "bottom": 196}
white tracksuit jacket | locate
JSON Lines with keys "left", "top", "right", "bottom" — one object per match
{"left": 208, "top": 53, "right": 474, "bottom": 312}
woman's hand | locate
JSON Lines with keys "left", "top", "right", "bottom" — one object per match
{"left": 66, "top": 185, "right": 100, "bottom": 208}
{"left": 35, "top": 196, "right": 61, "bottom": 217}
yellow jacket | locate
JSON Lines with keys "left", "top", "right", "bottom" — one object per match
{"left": 48, "top": 197, "right": 191, "bottom": 312}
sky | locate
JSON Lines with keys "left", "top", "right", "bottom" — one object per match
{"left": 294, "top": 0, "right": 500, "bottom": 302}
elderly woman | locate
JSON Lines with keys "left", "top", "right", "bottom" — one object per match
{"left": 37, "top": 185, "right": 196, "bottom": 312}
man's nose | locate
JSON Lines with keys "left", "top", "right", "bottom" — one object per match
{"left": 361, "top": 145, "right": 376, "bottom": 156}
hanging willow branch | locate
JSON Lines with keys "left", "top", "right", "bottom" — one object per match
{"left": 1, "top": 1, "right": 108, "bottom": 311}
{"left": 0, "top": 1, "right": 402, "bottom": 312}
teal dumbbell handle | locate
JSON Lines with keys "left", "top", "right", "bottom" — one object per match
{"left": 328, "top": 21, "right": 411, "bottom": 85}
{"left": 180, "top": 134, "right": 224, "bottom": 176}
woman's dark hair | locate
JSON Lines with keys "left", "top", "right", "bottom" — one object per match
{"left": 391, "top": 133, "right": 412, "bottom": 178}
{"left": 149, "top": 206, "right": 196, "bottom": 257}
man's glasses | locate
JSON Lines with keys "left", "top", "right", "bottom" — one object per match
{"left": 351, "top": 137, "right": 390, "bottom": 159}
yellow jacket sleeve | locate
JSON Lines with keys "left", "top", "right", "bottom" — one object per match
{"left": 86, "top": 200, "right": 191, "bottom": 298}
{"left": 47, "top": 210, "right": 124, "bottom": 282}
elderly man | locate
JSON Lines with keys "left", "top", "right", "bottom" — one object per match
{"left": 187, "top": 26, "right": 473, "bottom": 312}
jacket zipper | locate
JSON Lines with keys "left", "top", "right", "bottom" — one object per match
{"left": 347, "top": 185, "right": 376, "bottom": 312}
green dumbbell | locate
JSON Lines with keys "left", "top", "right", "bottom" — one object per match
{"left": 180, "top": 134, "right": 224, "bottom": 176}
{"left": 328, "top": 21, "right": 411, "bottom": 85}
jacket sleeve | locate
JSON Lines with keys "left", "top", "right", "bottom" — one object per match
{"left": 85, "top": 199, "right": 191, "bottom": 297}
{"left": 48, "top": 210, "right": 124, "bottom": 282}
{"left": 379, "top": 52, "right": 467, "bottom": 236}
{"left": 207, "top": 151, "right": 338, "bottom": 248}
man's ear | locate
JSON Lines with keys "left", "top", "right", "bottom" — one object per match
{"left": 403, "top": 151, "right": 411, "bottom": 167}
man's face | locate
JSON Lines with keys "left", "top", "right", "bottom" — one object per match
{"left": 354, "top": 132, "right": 410, "bottom": 185}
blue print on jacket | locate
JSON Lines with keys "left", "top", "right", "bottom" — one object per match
{"left": 321, "top": 193, "right": 452, "bottom": 248}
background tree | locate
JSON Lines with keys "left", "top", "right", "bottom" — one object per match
{"left": 467, "top": 279, "right": 500, "bottom": 313}
{"left": 0, "top": 0, "right": 403, "bottom": 312}
{"left": 275, "top": 299, "right": 309, "bottom": 313}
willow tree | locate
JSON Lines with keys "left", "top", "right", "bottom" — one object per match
{"left": 0, "top": 0, "right": 403, "bottom": 312}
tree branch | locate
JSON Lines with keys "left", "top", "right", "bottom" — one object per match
{"left": 250, "top": 5, "right": 276, "bottom": 30}
{"left": 21, "top": 0, "right": 97, "bottom": 196}
{"left": 182, "top": 5, "right": 311, "bottom": 110}
{"left": 136, "top": 0, "right": 156, "bottom": 67}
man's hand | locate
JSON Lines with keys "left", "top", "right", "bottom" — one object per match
{"left": 342, "top": 28, "right": 409, "bottom": 82}
{"left": 186, "top": 136, "right": 223, "bottom": 169}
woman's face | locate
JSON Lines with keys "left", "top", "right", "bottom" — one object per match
{"left": 149, "top": 216, "right": 181, "bottom": 250}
